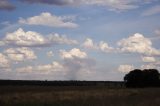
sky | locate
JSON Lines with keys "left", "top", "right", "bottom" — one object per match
{"left": 0, "top": 0, "right": 160, "bottom": 81}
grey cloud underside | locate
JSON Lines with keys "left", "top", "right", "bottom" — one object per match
{"left": 19, "top": 0, "right": 158, "bottom": 12}
{"left": 63, "top": 57, "right": 96, "bottom": 80}
{"left": 0, "top": 0, "right": 158, "bottom": 12}
{"left": 0, "top": 0, "right": 15, "bottom": 10}
{"left": 20, "top": 0, "right": 79, "bottom": 6}
{"left": 13, "top": 48, "right": 96, "bottom": 80}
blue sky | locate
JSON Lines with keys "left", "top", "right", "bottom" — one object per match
{"left": 0, "top": 0, "right": 160, "bottom": 81}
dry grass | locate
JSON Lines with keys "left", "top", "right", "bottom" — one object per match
{"left": 0, "top": 86, "right": 160, "bottom": 106}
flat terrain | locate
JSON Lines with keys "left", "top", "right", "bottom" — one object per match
{"left": 0, "top": 86, "right": 160, "bottom": 106}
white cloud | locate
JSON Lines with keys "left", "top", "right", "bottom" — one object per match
{"left": 16, "top": 56, "right": 96, "bottom": 80}
{"left": 82, "top": 38, "right": 114, "bottom": 53}
{"left": 19, "top": 12, "right": 78, "bottom": 28}
{"left": 118, "top": 64, "right": 134, "bottom": 73}
{"left": 45, "top": 47, "right": 96, "bottom": 80}
{"left": 141, "top": 64, "right": 156, "bottom": 69}
{"left": 84, "top": 0, "right": 158, "bottom": 12}
{"left": 16, "top": 61, "right": 63, "bottom": 74}
{"left": 82, "top": 38, "right": 97, "bottom": 49}
{"left": 142, "top": 56, "right": 156, "bottom": 62}
{"left": 60, "top": 48, "right": 96, "bottom": 80}
{"left": 99, "top": 41, "right": 114, "bottom": 53}
{"left": 141, "top": 60, "right": 160, "bottom": 70}
{"left": 48, "top": 33, "right": 78, "bottom": 45}
{"left": 16, "top": 66, "right": 33, "bottom": 73}
{"left": 36, "top": 61, "right": 63, "bottom": 72}
{"left": 14, "top": 46, "right": 95, "bottom": 80}
{"left": 142, "top": 5, "right": 160, "bottom": 16}
{"left": 1, "top": 28, "right": 78, "bottom": 47}
{"left": 118, "top": 33, "right": 160, "bottom": 56}
{"left": 84, "top": 0, "right": 139, "bottom": 11}
{"left": 4, "top": 47, "right": 37, "bottom": 62}
{"left": 4, "top": 28, "right": 48, "bottom": 47}
{"left": 47, "top": 51, "right": 54, "bottom": 57}
{"left": 0, "top": 53, "right": 10, "bottom": 68}
{"left": 62, "top": 57, "right": 96, "bottom": 80}
{"left": 60, "top": 48, "right": 87, "bottom": 59}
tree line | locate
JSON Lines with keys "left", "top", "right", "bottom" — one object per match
{"left": 0, "top": 69, "right": 159, "bottom": 88}
{"left": 124, "top": 69, "right": 160, "bottom": 87}
{"left": 0, "top": 80, "right": 124, "bottom": 87}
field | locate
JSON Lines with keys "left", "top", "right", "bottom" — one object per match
{"left": 0, "top": 86, "right": 160, "bottom": 106}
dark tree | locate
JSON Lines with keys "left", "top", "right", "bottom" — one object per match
{"left": 124, "top": 69, "right": 160, "bottom": 87}
{"left": 143, "top": 69, "right": 159, "bottom": 86}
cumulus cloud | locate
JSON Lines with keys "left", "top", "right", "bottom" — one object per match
{"left": 82, "top": 38, "right": 114, "bottom": 53}
{"left": 47, "top": 51, "right": 54, "bottom": 57}
{"left": 16, "top": 61, "right": 63, "bottom": 74}
{"left": 82, "top": 38, "right": 97, "bottom": 49}
{"left": 19, "top": 12, "right": 78, "bottom": 28}
{"left": 62, "top": 57, "right": 96, "bottom": 80}
{"left": 0, "top": 0, "right": 15, "bottom": 11}
{"left": 141, "top": 64, "right": 157, "bottom": 69}
{"left": 0, "top": 53, "right": 10, "bottom": 68}
{"left": 141, "top": 60, "right": 160, "bottom": 70}
{"left": 99, "top": 41, "right": 114, "bottom": 53}
{"left": 48, "top": 33, "right": 78, "bottom": 45}
{"left": 4, "top": 28, "right": 48, "bottom": 47}
{"left": 142, "top": 5, "right": 160, "bottom": 16}
{"left": 142, "top": 56, "right": 156, "bottom": 62}
{"left": 118, "top": 64, "right": 134, "bottom": 73}
{"left": 4, "top": 47, "right": 37, "bottom": 62}
{"left": 1, "top": 28, "right": 78, "bottom": 47}
{"left": 16, "top": 47, "right": 95, "bottom": 80}
{"left": 60, "top": 48, "right": 87, "bottom": 59}
{"left": 20, "top": 0, "right": 156, "bottom": 11}
{"left": 16, "top": 66, "right": 33, "bottom": 73}
{"left": 60, "top": 48, "right": 96, "bottom": 80}
{"left": 118, "top": 33, "right": 160, "bottom": 56}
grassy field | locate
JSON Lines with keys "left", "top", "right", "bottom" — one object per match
{"left": 0, "top": 86, "right": 160, "bottom": 106}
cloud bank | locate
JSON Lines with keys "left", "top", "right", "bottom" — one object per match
{"left": 14, "top": 48, "right": 96, "bottom": 80}
{"left": 20, "top": 0, "right": 157, "bottom": 12}
{"left": 1, "top": 28, "right": 78, "bottom": 47}
{"left": 118, "top": 33, "right": 160, "bottom": 56}
{"left": 118, "top": 64, "right": 134, "bottom": 73}
{"left": 19, "top": 12, "right": 78, "bottom": 28}
{"left": 4, "top": 47, "right": 37, "bottom": 62}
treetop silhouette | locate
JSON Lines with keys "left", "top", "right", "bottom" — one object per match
{"left": 124, "top": 69, "right": 160, "bottom": 87}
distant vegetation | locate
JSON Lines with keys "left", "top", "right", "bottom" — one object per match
{"left": 0, "top": 69, "right": 160, "bottom": 88}
{"left": 0, "top": 80, "right": 124, "bottom": 88}
{"left": 124, "top": 69, "right": 160, "bottom": 87}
